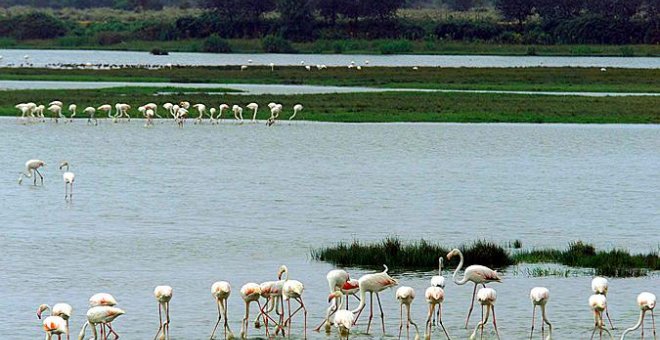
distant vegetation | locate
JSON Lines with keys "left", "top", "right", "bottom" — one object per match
{"left": 312, "top": 237, "right": 660, "bottom": 277}
{"left": 0, "top": 0, "right": 657, "bottom": 54}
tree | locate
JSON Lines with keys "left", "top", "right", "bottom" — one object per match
{"left": 534, "top": 0, "right": 585, "bottom": 21}
{"left": 585, "top": 0, "right": 643, "bottom": 20}
{"left": 361, "top": 0, "right": 405, "bottom": 19}
{"left": 277, "top": 0, "right": 315, "bottom": 41}
{"left": 495, "top": 0, "right": 534, "bottom": 29}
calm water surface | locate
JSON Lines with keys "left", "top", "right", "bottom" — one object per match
{"left": 1, "top": 120, "right": 658, "bottom": 339}
{"left": 1, "top": 49, "right": 660, "bottom": 68}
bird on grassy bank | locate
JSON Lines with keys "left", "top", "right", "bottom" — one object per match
{"left": 396, "top": 286, "right": 420, "bottom": 340}
{"left": 620, "top": 292, "right": 656, "bottom": 340}
{"left": 351, "top": 265, "right": 398, "bottom": 335}
{"left": 469, "top": 288, "right": 500, "bottom": 340}
{"left": 18, "top": 159, "right": 45, "bottom": 185}
{"left": 530, "top": 287, "right": 552, "bottom": 340}
{"left": 447, "top": 248, "right": 502, "bottom": 329}
{"left": 154, "top": 285, "right": 173, "bottom": 340}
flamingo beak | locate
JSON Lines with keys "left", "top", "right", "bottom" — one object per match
{"left": 328, "top": 293, "right": 336, "bottom": 303}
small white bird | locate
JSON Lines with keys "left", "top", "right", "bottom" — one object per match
{"left": 59, "top": 161, "right": 75, "bottom": 200}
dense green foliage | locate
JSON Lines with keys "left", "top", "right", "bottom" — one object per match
{"left": 312, "top": 238, "right": 659, "bottom": 277}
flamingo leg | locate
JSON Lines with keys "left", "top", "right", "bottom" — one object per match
{"left": 222, "top": 299, "right": 233, "bottom": 340}
{"left": 425, "top": 303, "right": 434, "bottom": 336}
{"left": 376, "top": 293, "right": 386, "bottom": 334}
{"left": 652, "top": 310, "right": 656, "bottom": 338}
{"left": 210, "top": 300, "right": 222, "bottom": 340}
{"left": 605, "top": 306, "right": 615, "bottom": 330}
{"left": 107, "top": 323, "right": 119, "bottom": 339}
{"left": 492, "top": 306, "right": 500, "bottom": 340}
{"left": 438, "top": 304, "right": 451, "bottom": 340}
{"left": 407, "top": 303, "right": 419, "bottom": 340}
{"left": 365, "top": 292, "right": 374, "bottom": 334}
{"left": 530, "top": 305, "right": 536, "bottom": 339}
{"left": 155, "top": 303, "right": 163, "bottom": 340}
{"left": 166, "top": 302, "right": 171, "bottom": 340}
{"left": 398, "top": 303, "right": 404, "bottom": 339}
{"left": 465, "top": 283, "right": 478, "bottom": 329}
{"left": 481, "top": 305, "right": 485, "bottom": 340}
{"left": 66, "top": 319, "right": 70, "bottom": 340}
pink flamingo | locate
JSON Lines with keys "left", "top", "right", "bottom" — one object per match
{"left": 351, "top": 265, "right": 398, "bottom": 335}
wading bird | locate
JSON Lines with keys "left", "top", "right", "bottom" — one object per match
{"left": 88, "top": 293, "right": 120, "bottom": 339}
{"left": 38, "top": 303, "right": 73, "bottom": 340}
{"left": 592, "top": 277, "right": 615, "bottom": 329}
{"left": 48, "top": 104, "right": 64, "bottom": 123}
{"left": 154, "top": 285, "right": 173, "bottom": 340}
{"left": 620, "top": 292, "right": 656, "bottom": 339}
{"left": 42, "top": 315, "right": 67, "bottom": 340}
{"left": 329, "top": 291, "right": 355, "bottom": 339}
{"left": 469, "top": 288, "right": 500, "bottom": 340}
{"left": 396, "top": 286, "right": 420, "bottom": 340}
{"left": 447, "top": 248, "right": 502, "bottom": 328}
{"left": 209, "top": 108, "right": 217, "bottom": 124}
{"left": 424, "top": 285, "right": 451, "bottom": 340}
{"left": 97, "top": 104, "right": 112, "bottom": 120}
{"left": 316, "top": 269, "right": 350, "bottom": 332}
{"left": 289, "top": 104, "right": 303, "bottom": 120}
{"left": 432, "top": 257, "right": 446, "bottom": 288}
{"left": 68, "top": 104, "right": 77, "bottom": 122}
{"left": 18, "top": 159, "right": 45, "bottom": 185}
{"left": 78, "top": 306, "right": 125, "bottom": 340}
{"left": 210, "top": 281, "right": 234, "bottom": 340}
{"left": 193, "top": 104, "right": 207, "bottom": 124}
{"left": 280, "top": 265, "right": 307, "bottom": 337}
{"left": 59, "top": 161, "right": 75, "bottom": 200}
{"left": 232, "top": 105, "right": 244, "bottom": 123}
{"left": 239, "top": 282, "right": 262, "bottom": 339}
{"left": 589, "top": 294, "right": 614, "bottom": 340}
{"left": 247, "top": 103, "right": 259, "bottom": 122}
{"left": 351, "top": 265, "right": 398, "bottom": 335}
{"left": 83, "top": 107, "right": 97, "bottom": 125}
{"left": 530, "top": 287, "right": 552, "bottom": 340}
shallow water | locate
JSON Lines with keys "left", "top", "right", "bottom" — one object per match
{"left": 1, "top": 119, "right": 658, "bottom": 339}
{"left": 1, "top": 49, "right": 660, "bottom": 68}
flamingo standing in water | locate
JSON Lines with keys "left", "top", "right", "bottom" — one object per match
{"left": 589, "top": 294, "right": 614, "bottom": 340}
{"left": 18, "top": 159, "right": 45, "bottom": 185}
{"left": 88, "top": 293, "right": 120, "bottom": 339}
{"left": 78, "top": 306, "right": 125, "bottom": 340}
{"left": 328, "top": 291, "right": 355, "bottom": 339}
{"left": 193, "top": 104, "right": 207, "bottom": 124}
{"left": 351, "top": 265, "right": 398, "bottom": 335}
{"left": 279, "top": 265, "right": 308, "bottom": 337}
{"left": 424, "top": 286, "right": 450, "bottom": 340}
{"left": 530, "top": 287, "right": 552, "bottom": 340}
{"left": 620, "top": 292, "right": 656, "bottom": 339}
{"left": 592, "top": 277, "right": 615, "bottom": 329}
{"left": 447, "top": 248, "right": 502, "bottom": 328}
{"left": 48, "top": 104, "right": 64, "bottom": 123}
{"left": 68, "top": 104, "right": 77, "bottom": 122}
{"left": 239, "top": 282, "right": 262, "bottom": 339}
{"left": 38, "top": 303, "right": 73, "bottom": 340}
{"left": 209, "top": 108, "right": 217, "bottom": 124}
{"left": 83, "top": 107, "right": 97, "bottom": 125}
{"left": 396, "top": 286, "right": 420, "bottom": 340}
{"left": 210, "top": 281, "right": 235, "bottom": 340}
{"left": 247, "top": 103, "right": 259, "bottom": 122}
{"left": 218, "top": 104, "right": 230, "bottom": 123}
{"left": 42, "top": 315, "right": 67, "bottom": 340}
{"left": 289, "top": 104, "right": 303, "bottom": 120}
{"left": 469, "top": 288, "right": 500, "bottom": 340}
{"left": 59, "top": 161, "right": 75, "bottom": 200}
{"left": 232, "top": 105, "right": 244, "bottom": 123}
{"left": 154, "top": 285, "right": 173, "bottom": 340}
{"left": 97, "top": 104, "right": 112, "bottom": 120}
{"left": 316, "top": 269, "right": 350, "bottom": 332}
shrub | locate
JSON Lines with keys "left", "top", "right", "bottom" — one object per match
{"left": 202, "top": 34, "right": 232, "bottom": 53}
{"left": 379, "top": 40, "right": 413, "bottom": 54}
{"left": 95, "top": 31, "right": 126, "bottom": 46}
{"left": 7, "top": 12, "right": 68, "bottom": 40}
{"left": 261, "top": 35, "right": 296, "bottom": 53}
{"left": 150, "top": 48, "right": 169, "bottom": 55}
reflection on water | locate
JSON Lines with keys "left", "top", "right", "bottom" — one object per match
{"left": 1, "top": 119, "right": 658, "bottom": 338}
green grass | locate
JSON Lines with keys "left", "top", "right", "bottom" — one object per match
{"left": 311, "top": 238, "right": 659, "bottom": 277}
{"left": 1, "top": 87, "right": 659, "bottom": 124}
{"left": 1, "top": 66, "right": 659, "bottom": 94}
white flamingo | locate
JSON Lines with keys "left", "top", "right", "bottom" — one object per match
{"left": 88, "top": 293, "right": 120, "bottom": 339}
{"left": 42, "top": 316, "right": 67, "bottom": 340}
{"left": 97, "top": 104, "right": 112, "bottom": 120}
{"left": 447, "top": 248, "right": 502, "bottom": 328}
{"left": 232, "top": 105, "right": 244, "bottom": 123}
{"left": 210, "top": 281, "right": 235, "bottom": 340}
{"left": 530, "top": 287, "right": 552, "bottom": 340}
{"left": 289, "top": 104, "right": 303, "bottom": 120}
{"left": 209, "top": 108, "right": 218, "bottom": 124}
{"left": 18, "top": 159, "right": 45, "bottom": 185}
{"left": 396, "top": 286, "right": 420, "bottom": 340}
{"left": 83, "top": 107, "right": 97, "bottom": 125}
{"left": 49, "top": 100, "right": 63, "bottom": 107}
{"left": 351, "top": 265, "right": 398, "bottom": 335}
{"left": 592, "top": 277, "right": 615, "bottom": 329}
{"left": 589, "top": 294, "right": 614, "bottom": 340}
{"left": 469, "top": 288, "right": 500, "bottom": 340}
{"left": 38, "top": 303, "right": 73, "bottom": 340}
{"left": 48, "top": 104, "right": 64, "bottom": 123}
{"left": 218, "top": 104, "right": 230, "bottom": 123}
{"left": 68, "top": 104, "right": 77, "bottom": 122}
{"left": 59, "top": 161, "right": 75, "bottom": 200}
{"left": 239, "top": 283, "right": 262, "bottom": 339}
{"left": 78, "top": 306, "right": 125, "bottom": 340}
{"left": 620, "top": 292, "right": 656, "bottom": 339}
{"left": 154, "top": 285, "right": 173, "bottom": 340}
{"left": 316, "top": 269, "right": 350, "bottom": 332}
{"left": 193, "top": 104, "right": 207, "bottom": 124}
{"left": 247, "top": 103, "right": 259, "bottom": 122}
{"left": 424, "top": 286, "right": 450, "bottom": 340}
{"left": 328, "top": 291, "right": 355, "bottom": 339}
{"left": 280, "top": 265, "right": 307, "bottom": 337}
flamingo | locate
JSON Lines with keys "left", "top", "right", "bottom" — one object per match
{"left": 316, "top": 269, "right": 350, "bottom": 332}
{"left": 176, "top": 108, "right": 189, "bottom": 127}
{"left": 115, "top": 103, "right": 131, "bottom": 122}
{"left": 163, "top": 103, "right": 174, "bottom": 118}
{"left": 218, "top": 104, "right": 229, "bottom": 123}
{"left": 254, "top": 280, "right": 283, "bottom": 335}
{"left": 193, "top": 104, "right": 207, "bottom": 124}
{"left": 530, "top": 287, "right": 552, "bottom": 340}
{"left": 210, "top": 281, "right": 235, "bottom": 340}
{"left": 83, "top": 107, "right": 97, "bottom": 125}
{"left": 247, "top": 103, "right": 259, "bottom": 122}
{"left": 592, "top": 277, "right": 615, "bottom": 329}
{"left": 589, "top": 294, "right": 614, "bottom": 340}
{"left": 48, "top": 104, "right": 64, "bottom": 123}
{"left": 180, "top": 101, "right": 191, "bottom": 110}
{"left": 18, "top": 159, "right": 45, "bottom": 185}
{"left": 424, "top": 286, "right": 450, "bottom": 340}
{"left": 396, "top": 286, "right": 420, "bottom": 340}
{"left": 144, "top": 103, "right": 161, "bottom": 118}
{"left": 15, "top": 103, "right": 32, "bottom": 120}
{"left": 447, "top": 248, "right": 502, "bottom": 328}
{"left": 469, "top": 288, "right": 500, "bottom": 340}
{"left": 35, "top": 105, "right": 46, "bottom": 122}
{"left": 145, "top": 109, "right": 155, "bottom": 127}
{"left": 59, "top": 161, "right": 75, "bottom": 200}
{"left": 232, "top": 105, "right": 244, "bottom": 123}
{"left": 68, "top": 104, "right": 77, "bottom": 122}
{"left": 620, "top": 292, "right": 656, "bottom": 339}
{"left": 432, "top": 257, "right": 446, "bottom": 288}
{"left": 97, "top": 105, "right": 112, "bottom": 120}
{"left": 42, "top": 315, "right": 67, "bottom": 340}
{"left": 267, "top": 104, "right": 282, "bottom": 126}
{"left": 351, "top": 264, "right": 398, "bottom": 335}
{"left": 88, "top": 293, "right": 120, "bottom": 339}
{"left": 289, "top": 104, "right": 303, "bottom": 121}
{"left": 154, "top": 285, "right": 173, "bottom": 340}
{"left": 328, "top": 291, "right": 355, "bottom": 339}
{"left": 270, "top": 63, "right": 275, "bottom": 71}
{"left": 279, "top": 265, "right": 307, "bottom": 337}
{"left": 38, "top": 304, "right": 73, "bottom": 340}
{"left": 78, "top": 306, "right": 125, "bottom": 340}
{"left": 209, "top": 108, "right": 217, "bottom": 124}
{"left": 239, "top": 282, "right": 262, "bottom": 339}
{"left": 49, "top": 100, "right": 63, "bottom": 107}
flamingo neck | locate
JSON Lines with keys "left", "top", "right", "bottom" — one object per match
{"left": 452, "top": 251, "right": 468, "bottom": 285}
{"left": 351, "top": 286, "right": 367, "bottom": 314}
{"left": 621, "top": 310, "right": 645, "bottom": 339}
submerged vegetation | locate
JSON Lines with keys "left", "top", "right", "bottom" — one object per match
{"left": 311, "top": 238, "right": 659, "bottom": 277}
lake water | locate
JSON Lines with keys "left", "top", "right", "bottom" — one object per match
{"left": 1, "top": 49, "right": 660, "bottom": 68}
{"left": 1, "top": 119, "right": 658, "bottom": 339}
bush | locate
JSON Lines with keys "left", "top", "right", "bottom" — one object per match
{"left": 150, "top": 48, "right": 169, "bottom": 55}
{"left": 202, "top": 34, "right": 232, "bottom": 53}
{"left": 261, "top": 35, "right": 296, "bottom": 53}
{"left": 95, "top": 31, "right": 126, "bottom": 46}
{"left": 379, "top": 40, "right": 413, "bottom": 54}
{"left": 5, "top": 12, "right": 68, "bottom": 40}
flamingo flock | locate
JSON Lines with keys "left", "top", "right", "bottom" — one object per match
{"left": 14, "top": 100, "right": 304, "bottom": 127}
